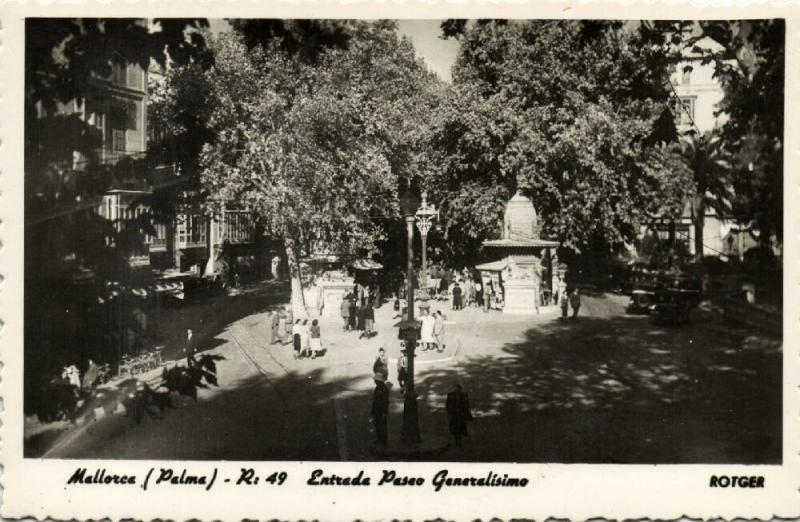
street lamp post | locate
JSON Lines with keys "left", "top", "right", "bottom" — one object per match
{"left": 397, "top": 192, "right": 422, "bottom": 445}
{"left": 415, "top": 191, "right": 438, "bottom": 306}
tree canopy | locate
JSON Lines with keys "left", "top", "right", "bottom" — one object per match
{"left": 427, "top": 20, "right": 692, "bottom": 259}
{"left": 692, "top": 20, "right": 784, "bottom": 246}
{"left": 197, "top": 22, "right": 444, "bottom": 310}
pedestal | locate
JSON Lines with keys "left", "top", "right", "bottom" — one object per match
{"left": 318, "top": 278, "right": 355, "bottom": 317}
{"left": 503, "top": 281, "right": 540, "bottom": 315}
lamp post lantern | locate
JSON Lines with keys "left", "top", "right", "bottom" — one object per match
{"left": 414, "top": 191, "right": 438, "bottom": 305}
{"left": 396, "top": 191, "right": 422, "bottom": 445}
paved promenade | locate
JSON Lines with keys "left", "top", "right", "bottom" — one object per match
{"left": 36, "top": 286, "right": 782, "bottom": 463}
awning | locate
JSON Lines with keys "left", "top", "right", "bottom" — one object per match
{"left": 352, "top": 259, "right": 383, "bottom": 270}
{"left": 475, "top": 260, "right": 509, "bottom": 272}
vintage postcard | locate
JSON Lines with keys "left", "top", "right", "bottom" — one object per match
{"left": 1, "top": 1, "right": 798, "bottom": 520}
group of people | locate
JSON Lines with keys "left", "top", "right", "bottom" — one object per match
{"left": 432, "top": 266, "right": 506, "bottom": 313}
{"left": 419, "top": 308, "right": 446, "bottom": 351}
{"left": 267, "top": 305, "right": 324, "bottom": 360}
{"left": 290, "top": 318, "right": 323, "bottom": 359}
{"left": 370, "top": 346, "right": 473, "bottom": 448}
{"left": 559, "top": 288, "right": 582, "bottom": 319}
{"left": 60, "top": 359, "right": 102, "bottom": 391}
{"left": 340, "top": 290, "right": 377, "bottom": 339}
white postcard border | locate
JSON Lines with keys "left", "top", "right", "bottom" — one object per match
{"left": 1, "top": 2, "right": 798, "bottom": 520}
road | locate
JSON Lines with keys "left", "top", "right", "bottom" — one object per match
{"left": 39, "top": 288, "right": 782, "bottom": 463}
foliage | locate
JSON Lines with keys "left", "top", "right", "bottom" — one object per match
{"left": 197, "top": 24, "right": 443, "bottom": 309}
{"left": 429, "top": 20, "right": 693, "bottom": 257}
{"left": 147, "top": 62, "right": 216, "bottom": 222}
{"left": 680, "top": 130, "right": 733, "bottom": 261}
{"left": 25, "top": 18, "right": 210, "bottom": 261}
{"left": 24, "top": 18, "right": 209, "bottom": 392}
{"left": 690, "top": 20, "right": 784, "bottom": 245}
{"left": 26, "top": 18, "right": 208, "bottom": 112}
{"left": 161, "top": 354, "right": 224, "bottom": 401}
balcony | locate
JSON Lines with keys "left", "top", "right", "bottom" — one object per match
{"left": 148, "top": 211, "right": 255, "bottom": 252}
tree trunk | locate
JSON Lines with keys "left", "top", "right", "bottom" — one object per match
{"left": 167, "top": 220, "right": 180, "bottom": 269}
{"left": 204, "top": 214, "right": 216, "bottom": 276}
{"left": 284, "top": 236, "right": 307, "bottom": 318}
{"left": 693, "top": 193, "right": 705, "bottom": 264}
{"left": 667, "top": 220, "right": 676, "bottom": 269}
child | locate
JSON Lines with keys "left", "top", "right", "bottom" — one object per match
{"left": 310, "top": 319, "right": 321, "bottom": 359}
{"left": 292, "top": 319, "right": 303, "bottom": 359}
{"left": 397, "top": 344, "right": 408, "bottom": 390}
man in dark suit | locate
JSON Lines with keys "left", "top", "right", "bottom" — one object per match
{"left": 446, "top": 383, "right": 473, "bottom": 448}
{"left": 452, "top": 282, "right": 463, "bottom": 310}
{"left": 372, "top": 375, "right": 390, "bottom": 445}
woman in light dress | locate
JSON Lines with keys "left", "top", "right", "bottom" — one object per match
{"left": 433, "top": 310, "right": 445, "bottom": 351}
{"left": 420, "top": 309, "right": 436, "bottom": 350}
{"left": 301, "top": 319, "right": 312, "bottom": 359}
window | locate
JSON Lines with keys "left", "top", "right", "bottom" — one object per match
{"left": 112, "top": 129, "right": 126, "bottom": 152}
{"left": 673, "top": 96, "right": 696, "bottom": 126}
{"left": 112, "top": 61, "right": 127, "bottom": 86}
{"left": 127, "top": 64, "right": 143, "bottom": 90}
{"left": 125, "top": 100, "right": 138, "bottom": 130}
{"left": 681, "top": 66, "right": 693, "bottom": 85}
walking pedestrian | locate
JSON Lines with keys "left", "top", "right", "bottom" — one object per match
{"left": 372, "top": 375, "right": 389, "bottom": 446}
{"left": 439, "top": 269, "right": 450, "bottom": 298}
{"left": 348, "top": 297, "right": 358, "bottom": 331}
{"left": 357, "top": 301, "right": 367, "bottom": 333}
{"left": 62, "top": 364, "right": 81, "bottom": 388}
{"left": 373, "top": 347, "right": 389, "bottom": 382}
{"left": 301, "top": 319, "right": 311, "bottom": 358}
{"left": 364, "top": 303, "right": 375, "bottom": 338}
{"left": 420, "top": 309, "right": 435, "bottom": 350}
{"left": 397, "top": 345, "right": 408, "bottom": 390}
{"left": 269, "top": 309, "right": 280, "bottom": 344}
{"left": 310, "top": 319, "right": 321, "bottom": 359}
{"left": 452, "top": 281, "right": 463, "bottom": 311}
{"left": 466, "top": 278, "right": 475, "bottom": 307}
{"left": 341, "top": 294, "right": 352, "bottom": 331}
{"left": 184, "top": 328, "right": 196, "bottom": 368}
{"left": 560, "top": 289, "right": 569, "bottom": 319}
{"left": 483, "top": 282, "right": 492, "bottom": 312}
{"left": 570, "top": 288, "right": 582, "bottom": 319}
{"left": 82, "top": 358, "right": 100, "bottom": 391}
{"left": 433, "top": 310, "right": 445, "bottom": 351}
{"left": 292, "top": 319, "right": 303, "bottom": 359}
{"left": 277, "top": 307, "right": 287, "bottom": 343}
{"left": 284, "top": 305, "right": 294, "bottom": 345}
{"left": 446, "top": 382, "right": 473, "bottom": 449}
{"left": 475, "top": 279, "right": 483, "bottom": 307}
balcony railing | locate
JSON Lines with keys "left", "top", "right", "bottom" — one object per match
{"left": 148, "top": 211, "right": 255, "bottom": 251}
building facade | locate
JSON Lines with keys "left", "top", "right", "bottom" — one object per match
{"left": 642, "top": 37, "right": 737, "bottom": 263}
{"left": 25, "top": 26, "right": 257, "bottom": 370}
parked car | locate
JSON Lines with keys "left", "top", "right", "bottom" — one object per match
{"left": 651, "top": 288, "right": 698, "bottom": 326}
{"left": 626, "top": 289, "right": 657, "bottom": 314}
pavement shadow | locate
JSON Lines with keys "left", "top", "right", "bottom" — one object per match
{"left": 45, "top": 366, "right": 369, "bottom": 461}
{"left": 156, "top": 281, "right": 291, "bottom": 362}
{"left": 417, "top": 308, "right": 782, "bottom": 464}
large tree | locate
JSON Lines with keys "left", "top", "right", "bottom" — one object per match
{"left": 199, "top": 24, "right": 442, "bottom": 315}
{"left": 430, "top": 20, "right": 692, "bottom": 261}
{"left": 690, "top": 20, "right": 784, "bottom": 248}
{"left": 680, "top": 130, "right": 733, "bottom": 262}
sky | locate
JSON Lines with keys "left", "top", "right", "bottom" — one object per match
{"left": 208, "top": 19, "right": 460, "bottom": 83}
{"left": 396, "top": 20, "right": 460, "bottom": 83}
